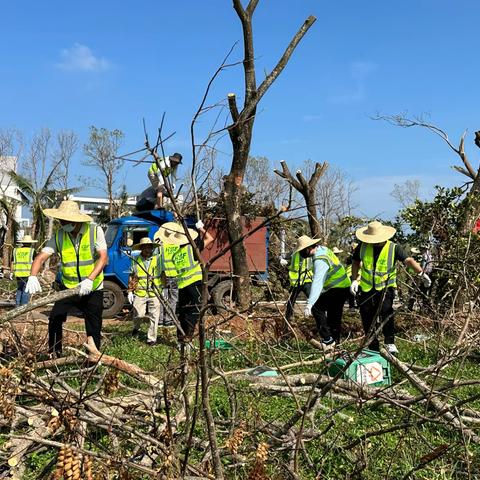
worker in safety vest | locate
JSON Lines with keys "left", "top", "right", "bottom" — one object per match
{"left": 12, "top": 235, "right": 37, "bottom": 306}
{"left": 147, "top": 152, "right": 182, "bottom": 209}
{"left": 157, "top": 220, "right": 213, "bottom": 342}
{"left": 153, "top": 231, "right": 179, "bottom": 328}
{"left": 345, "top": 242, "right": 359, "bottom": 311}
{"left": 298, "top": 236, "right": 351, "bottom": 351}
{"left": 25, "top": 201, "right": 108, "bottom": 356}
{"left": 281, "top": 247, "right": 314, "bottom": 322}
{"left": 350, "top": 221, "right": 431, "bottom": 354}
{"left": 127, "top": 237, "right": 164, "bottom": 346}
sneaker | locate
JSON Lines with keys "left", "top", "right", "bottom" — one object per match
{"left": 385, "top": 343, "right": 398, "bottom": 355}
{"left": 321, "top": 337, "right": 336, "bottom": 352}
{"left": 146, "top": 340, "right": 157, "bottom": 346}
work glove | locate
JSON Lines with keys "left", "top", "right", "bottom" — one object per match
{"left": 25, "top": 276, "right": 42, "bottom": 295}
{"left": 279, "top": 258, "right": 289, "bottom": 267}
{"left": 350, "top": 280, "right": 359, "bottom": 296}
{"left": 78, "top": 278, "right": 94, "bottom": 296}
{"left": 195, "top": 219, "right": 204, "bottom": 230}
{"left": 418, "top": 272, "right": 432, "bottom": 288}
{"left": 304, "top": 304, "right": 313, "bottom": 317}
{"left": 128, "top": 291, "right": 135, "bottom": 304}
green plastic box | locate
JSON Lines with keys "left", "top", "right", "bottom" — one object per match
{"left": 328, "top": 349, "right": 391, "bottom": 387}
{"left": 205, "top": 339, "right": 233, "bottom": 350}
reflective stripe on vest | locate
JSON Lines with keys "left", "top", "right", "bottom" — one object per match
{"left": 13, "top": 247, "right": 34, "bottom": 277}
{"left": 173, "top": 244, "right": 202, "bottom": 289}
{"left": 161, "top": 244, "right": 179, "bottom": 278}
{"left": 314, "top": 248, "right": 351, "bottom": 291}
{"left": 134, "top": 255, "right": 162, "bottom": 297}
{"left": 288, "top": 252, "right": 313, "bottom": 286}
{"left": 56, "top": 224, "right": 104, "bottom": 290}
{"left": 359, "top": 241, "right": 397, "bottom": 292}
{"left": 149, "top": 162, "right": 171, "bottom": 177}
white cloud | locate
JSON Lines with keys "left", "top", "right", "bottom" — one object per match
{"left": 56, "top": 43, "right": 110, "bottom": 72}
{"left": 328, "top": 61, "right": 377, "bottom": 105}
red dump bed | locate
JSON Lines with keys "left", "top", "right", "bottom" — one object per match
{"left": 201, "top": 217, "right": 268, "bottom": 274}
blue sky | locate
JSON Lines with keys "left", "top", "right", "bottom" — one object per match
{"left": 1, "top": 0, "right": 479, "bottom": 218}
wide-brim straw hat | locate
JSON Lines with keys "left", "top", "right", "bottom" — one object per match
{"left": 293, "top": 235, "right": 321, "bottom": 253}
{"left": 43, "top": 200, "right": 92, "bottom": 222}
{"left": 155, "top": 222, "right": 198, "bottom": 246}
{"left": 332, "top": 247, "right": 343, "bottom": 254}
{"left": 132, "top": 237, "right": 159, "bottom": 250}
{"left": 19, "top": 235, "right": 37, "bottom": 244}
{"left": 355, "top": 220, "right": 396, "bottom": 244}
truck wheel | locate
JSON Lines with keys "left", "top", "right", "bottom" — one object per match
{"left": 102, "top": 281, "right": 125, "bottom": 318}
{"left": 211, "top": 280, "right": 235, "bottom": 310}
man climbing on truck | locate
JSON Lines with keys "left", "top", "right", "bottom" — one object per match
{"left": 147, "top": 152, "right": 182, "bottom": 209}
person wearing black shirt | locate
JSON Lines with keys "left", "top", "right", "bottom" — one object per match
{"left": 351, "top": 221, "right": 431, "bottom": 354}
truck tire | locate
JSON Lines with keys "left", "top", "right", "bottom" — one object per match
{"left": 211, "top": 280, "right": 235, "bottom": 310}
{"left": 102, "top": 281, "right": 125, "bottom": 318}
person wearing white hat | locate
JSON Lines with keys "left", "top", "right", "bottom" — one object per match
{"left": 148, "top": 153, "right": 182, "bottom": 209}
{"left": 295, "top": 235, "right": 351, "bottom": 350}
{"left": 350, "top": 221, "right": 431, "bottom": 354}
{"left": 156, "top": 220, "right": 213, "bottom": 342}
{"left": 12, "top": 235, "right": 38, "bottom": 306}
{"left": 127, "top": 237, "right": 164, "bottom": 345}
{"left": 25, "top": 200, "right": 108, "bottom": 355}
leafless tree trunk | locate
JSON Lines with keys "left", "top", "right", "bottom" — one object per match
{"left": 224, "top": 0, "right": 316, "bottom": 307}
{"left": 274, "top": 160, "right": 328, "bottom": 238}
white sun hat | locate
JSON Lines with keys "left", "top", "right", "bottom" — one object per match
{"left": 355, "top": 221, "right": 396, "bottom": 244}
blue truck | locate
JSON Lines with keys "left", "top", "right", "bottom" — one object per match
{"left": 102, "top": 209, "right": 269, "bottom": 317}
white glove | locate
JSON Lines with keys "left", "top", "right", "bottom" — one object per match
{"left": 128, "top": 291, "right": 135, "bottom": 304}
{"left": 25, "top": 276, "right": 42, "bottom": 295}
{"left": 304, "top": 304, "right": 313, "bottom": 317}
{"left": 78, "top": 278, "right": 94, "bottom": 296}
{"left": 195, "top": 220, "right": 204, "bottom": 230}
{"left": 350, "top": 280, "right": 359, "bottom": 295}
{"left": 280, "top": 258, "right": 288, "bottom": 267}
{"left": 419, "top": 272, "right": 432, "bottom": 288}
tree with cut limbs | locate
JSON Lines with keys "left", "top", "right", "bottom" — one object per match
{"left": 224, "top": 0, "right": 316, "bottom": 308}
{"left": 274, "top": 160, "right": 328, "bottom": 238}
{"left": 83, "top": 126, "right": 124, "bottom": 221}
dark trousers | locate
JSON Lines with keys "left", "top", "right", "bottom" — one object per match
{"left": 49, "top": 290, "right": 103, "bottom": 354}
{"left": 178, "top": 281, "right": 202, "bottom": 341}
{"left": 16, "top": 277, "right": 30, "bottom": 306}
{"left": 359, "top": 288, "right": 395, "bottom": 351}
{"left": 285, "top": 282, "right": 312, "bottom": 321}
{"left": 312, "top": 287, "right": 349, "bottom": 342}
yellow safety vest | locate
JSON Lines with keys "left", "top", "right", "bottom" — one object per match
{"left": 161, "top": 244, "right": 179, "bottom": 278}
{"left": 173, "top": 244, "right": 202, "bottom": 289}
{"left": 359, "top": 241, "right": 397, "bottom": 292}
{"left": 314, "top": 248, "right": 351, "bottom": 291}
{"left": 149, "top": 161, "right": 171, "bottom": 177}
{"left": 288, "top": 252, "right": 313, "bottom": 286}
{"left": 13, "top": 247, "right": 34, "bottom": 278}
{"left": 134, "top": 254, "right": 162, "bottom": 297}
{"left": 55, "top": 224, "right": 104, "bottom": 290}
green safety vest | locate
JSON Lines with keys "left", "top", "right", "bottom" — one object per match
{"left": 173, "top": 244, "right": 202, "bottom": 289}
{"left": 13, "top": 247, "right": 34, "bottom": 278}
{"left": 346, "top": 264, "right": 352, "bottom": 278}
{"left": 148, "top": 161, "right": 171, "bottom": 177}
{"left": 134, "top": 254, "right": 162, "bottom": 297}
{"left": 288, "top": 252, "right": 313, "bottom": 286}
{"left": 314, "top": 248, "right": 351, "bottom": 291}
{"left": 55, "top": 224, "right": 104, "bottom": 290}
{"left": 161, "top": 243, "right": 179, "bottom": 278}
{"left": 359, "top": 241, "right": 397, "bottom": 292}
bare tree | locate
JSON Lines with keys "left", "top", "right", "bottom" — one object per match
{"left": 274, "top": 159, "right": 328, "bottom": 238}
{"left": 223, "top": 0, "right": 316, "bottom": 307}
{"left": 391, "top": 179, "right": 421, "bottom": 209}
{"left": 375, "top": 114, "right": 480, "bottom": 232}
{"left": 54, "top": 130, "right": 79, "bottom": 192}
{"left": 83, "top": 126, "right": 124, "bottom": 220}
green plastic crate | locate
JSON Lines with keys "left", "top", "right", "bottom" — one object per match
{"left": 328, "top": 349, "right": 391, "bottom": 387}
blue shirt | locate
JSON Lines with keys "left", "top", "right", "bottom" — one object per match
{"left": 307, "top": 246, "right": 330, "bottom": 306}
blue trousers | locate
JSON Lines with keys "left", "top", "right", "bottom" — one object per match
{"left": 16, "top": 277, "right": 30, "bottom": 306}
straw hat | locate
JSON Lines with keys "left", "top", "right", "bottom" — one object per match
{"left": 332, "top": 247, "right": 343, "bottom": 254}
{"left": 19, "top": 235, "right": 37, "bottom": 244}
{"left": 155, "top": 222, "right": 198, "bottom": 246}
{"left": 410, "top": 247, "right": 420, "bottom": 254}
{"left": 355, "top": 221, "right": 396, "bottom": 244}
{"left": 293, "top": 235, "right": 321, "bottom": 253}
{"left": 43, "top": 200, "right": 92, "bottom": 222}
{"left": 132, "top": 237, "right": 158, "bottom": 250}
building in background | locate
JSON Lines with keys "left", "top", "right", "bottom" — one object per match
{"left": 69, "top": 195, "right": 137, "bottom": 221}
